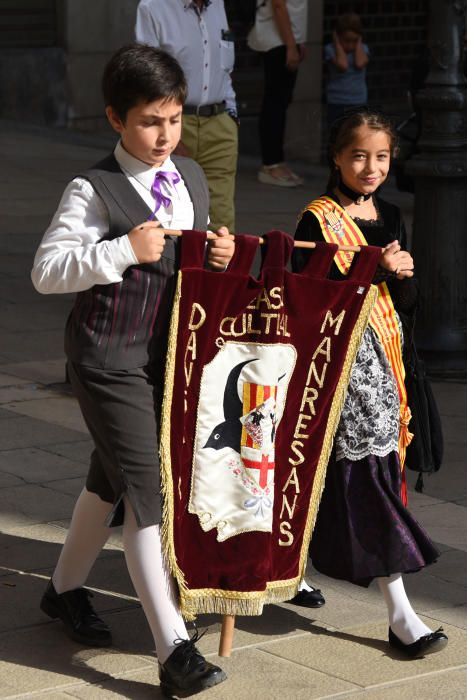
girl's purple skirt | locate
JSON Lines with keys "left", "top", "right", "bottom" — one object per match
{"left": 310, "top": 450, "right": 439, "bottom": 587}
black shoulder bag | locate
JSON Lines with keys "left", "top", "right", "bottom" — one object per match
{"left": 388, "top": 207, "right": 444, "bottom": 492}
{"left": 404, "top": 333, "right": 444, "bottom": 491}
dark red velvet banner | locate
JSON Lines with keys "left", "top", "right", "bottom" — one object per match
{"left": 160, "top": 230, "right": 380, "bottom": 618}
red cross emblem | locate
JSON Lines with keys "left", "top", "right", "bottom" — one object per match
{"left": 241, "top": 453, "right": 275, "bottom": 489}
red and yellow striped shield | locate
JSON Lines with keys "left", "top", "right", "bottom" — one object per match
{"left": 240, "top": 383, "right": 278, "bottom": 490}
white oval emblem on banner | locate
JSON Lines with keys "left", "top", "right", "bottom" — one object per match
{"left": 189, "top": 341, "right": 296, "bottom": 541}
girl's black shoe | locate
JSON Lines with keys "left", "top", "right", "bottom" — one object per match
{"left": 288, "top": 586, "right": 325, "bottom": 608}
{"left": 388, "top": 626, "right": 448, "bottom": 658}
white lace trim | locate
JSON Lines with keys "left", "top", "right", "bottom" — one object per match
{"left": 335, "top": 322, "right": 401, "bottom": 462}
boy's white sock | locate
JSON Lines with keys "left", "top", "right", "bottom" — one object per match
{"left": 377, "top": 573, "right": 432, "bottom": 644}
{"left": 53, "top": 488, "right": 112, "bottom": 594}
{"left": 123, "top": 499, "right": 189, "bottom": 664}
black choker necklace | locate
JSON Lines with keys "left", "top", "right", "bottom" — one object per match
{"left": 338, "top": 179, "right": 373, "bottom": 205}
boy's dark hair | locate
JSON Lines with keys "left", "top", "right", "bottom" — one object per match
{"left": 327, "top": 107, "right": 398, "bottom": 189}
{"left": 102, "top": 43, "right": 187, "bottom": 121}
{"left": 335, "top": 12, "right": 363, "bottom": 36}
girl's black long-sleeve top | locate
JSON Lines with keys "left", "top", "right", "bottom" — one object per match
{"left": 292, "top": 193, "right": 418, "bottom": 352}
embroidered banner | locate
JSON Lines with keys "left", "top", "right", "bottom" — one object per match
{"left": 160, "top": 230, "right": 380, "bottom": 618}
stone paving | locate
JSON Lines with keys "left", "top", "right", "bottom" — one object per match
{"left": 0, "top": 122, "right": 466, "bottom": 699}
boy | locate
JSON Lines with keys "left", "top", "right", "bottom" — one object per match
{"left": 31, "top": 44, "right": 233, "bottom": 696}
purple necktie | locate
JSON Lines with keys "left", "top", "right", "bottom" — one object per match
{"left": 148, "top": 170, "right": 181, "bottom": 220}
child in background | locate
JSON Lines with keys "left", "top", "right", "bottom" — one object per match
{"left": 324, "top": 13, "right": 370, "bottom": 129}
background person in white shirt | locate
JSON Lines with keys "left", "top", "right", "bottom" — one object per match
{"left": 248, "top": 0, "right": 308, "bottom": 187}
{"left": 249, "top": 4, "right": 326, "bottom": 606}
{"left": 32, "top": 44, "right": 233, "bottom": 697}
{"left": 136, "top": 0, "right": 238, "bottom": 232}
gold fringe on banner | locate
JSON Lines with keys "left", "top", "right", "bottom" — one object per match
{"left": 159, "top": 272, "right": 193, "bottom": 614}
{"left": 181, "top": 579, "right": 301, "bottom": 618}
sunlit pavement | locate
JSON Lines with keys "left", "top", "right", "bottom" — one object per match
{"left": 0, "top": 122, "right": 466, "bottom": 699}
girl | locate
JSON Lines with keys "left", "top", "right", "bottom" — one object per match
{"left": 292, "top": 108, "right": 448, "bottom": 658}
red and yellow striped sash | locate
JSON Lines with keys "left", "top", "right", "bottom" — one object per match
{"left": 301, "top": 196, "right": 412, "bottom": 503}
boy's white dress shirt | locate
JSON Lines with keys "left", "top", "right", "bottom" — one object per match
{"left": 31, "top": 142, "right": 194, "bottom": 295}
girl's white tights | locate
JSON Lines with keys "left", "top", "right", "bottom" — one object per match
{"left": 52, "top": 488, "right": 188, "bottom": 664}
{"left": 377, "top": 573, "right": 432, "bottom": 644}
{"left": 298, "top": 579, "right": 313, "bottom": 593}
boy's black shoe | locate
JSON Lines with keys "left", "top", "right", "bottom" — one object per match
{"left": 288, "top": 586, "right": 325, "bottom": 608}
{"left": 40, "top": 579, "right": 112, "bottom": 647}
{"left": 159, "top": 632, "right": 227, "bottom": 697}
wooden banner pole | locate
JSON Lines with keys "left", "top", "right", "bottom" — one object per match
{"left": 156, "top": 228, "right": 363, "bottom": 252}
{"left": 219, "top": 614, "right": 235, "bottom": 657}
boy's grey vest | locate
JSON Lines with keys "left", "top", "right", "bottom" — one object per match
{"left": 65, "top": 153, "right": 209, "bottom": 370}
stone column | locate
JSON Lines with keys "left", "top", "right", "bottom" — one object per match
{"left": 62, "top": 0, "right": 138, "bottom": 131}
{"left": 406, "top": 0, "right": 467, "bottom": 376}
{"left": 285, "top": 1, "right": 324, "bottom": 163}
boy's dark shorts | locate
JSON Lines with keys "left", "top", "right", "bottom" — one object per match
{"left": 67, "top": 361, "right": 163, "bottom": 528}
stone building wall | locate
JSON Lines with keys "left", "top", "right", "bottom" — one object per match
{"left": 0, "top": 0, "right": 67, "bottom": 125}
{"left": 323, "top": 0, "right": 429, "bottom": 115}
{"left": 0, "top": 0, "right": 430, "bottom": 162}
{"left": 63, "top": 0, "right": 138, "bottom": 131}
{"left": 0, "top": 0, "right": 138, "bottom": 130}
